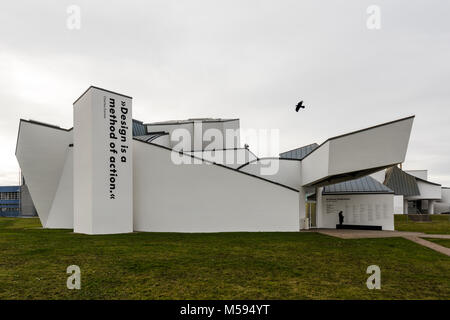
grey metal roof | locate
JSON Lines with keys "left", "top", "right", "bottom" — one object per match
{"left": 384, "top": 166, "right": 420, "bottom": 196}
{"left": 279, "top": 143, "right": 319, "bottom": 160}
{"left": 134, "top": 132, "right": 169, "bottom": 143}
{"left": 132, "top": 119, "right": 147, "bottom": 136}
{"left": 323, "top": 176, "right": 394, "bottom": 194}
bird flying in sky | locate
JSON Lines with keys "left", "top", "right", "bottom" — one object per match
{"left": 295, "top": 101, "right": 305, "bottom": 112}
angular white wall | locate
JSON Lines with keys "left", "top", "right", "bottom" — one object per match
{"left": 46, "top": 148, "right": 74, "bottom": 228}
{"left": 407, "top": 180, "right": 442, "bottom": 201}
{"left": 239, "top": 158, "right": 302, "bottom": 190}
{"left": 186, "top": 149, "right": 257, "bottom": 169}
{"left": 133, "top": 140, "right": 300, "bottom": 232}
{"left": 301, "top": 116, "right": 414, "bottom": 186}
{"left": 16, "top": 120, "right": 73, "bottom": 228}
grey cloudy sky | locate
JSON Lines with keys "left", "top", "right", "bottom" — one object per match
{"left": 0, "top": 0, "right": 449, "bottom": 186}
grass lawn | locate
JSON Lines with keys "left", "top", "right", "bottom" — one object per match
{"left": 0, "top": 218, "right": 449, "bottom": 300}
{"left": 394, "top": 214, "right": 450, "bottom": 234}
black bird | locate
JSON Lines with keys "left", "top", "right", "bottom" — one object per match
{"left": 295, "top": 100, "right": 305, "bottom": 112}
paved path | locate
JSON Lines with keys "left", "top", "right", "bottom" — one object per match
{"left": 306, "top": 229, "right": 450, "bottom": 257}
{"left": 419, "top": 234, "right": 450, "bottom": 239}
{"left": 402, "top": 236, "right": 450, "bottom": 256}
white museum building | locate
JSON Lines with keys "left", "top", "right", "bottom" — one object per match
{"left": 16, "top": 86, "right": 421, "bottom": 235}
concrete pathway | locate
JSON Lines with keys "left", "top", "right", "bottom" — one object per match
{"left": 306, "top": 229, "right": 450, "bottom": 257}
{"left": 402, "top": 236, "right": 450, "bottom": 257}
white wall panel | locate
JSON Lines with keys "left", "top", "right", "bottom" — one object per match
{"left": 46, "top": 148, "right": 74, "bottom": 228}
{"left": 15, "top": 121, "right": 72, "bottom": 228}
{"left": 239, "top": 159, "right": 302, "bottom": 190}
{"left": 393, "top": 195, "right": 404, "bottom": 215}
{"left": 73, "top": 87, "right": 133, "bottom": 235}
{"left": 187, "top": 149, "right": 257, "bottom": 169}
{"left": 407, "top": 180, "right": 442, "bottom": 200}
{"left": 319, "top": 194, "right": 395, "bottom": 230}
{"left": 301, "top": 117, "right": 414, "bottom": 186}
{"left": 133, "top": 141, "right": 300, "bottom": 232}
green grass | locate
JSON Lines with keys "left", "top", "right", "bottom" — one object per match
{"left": 394, "top": 214, "right": 450, "bottom": 234}
{"left": 0, "top": 218, "right": 449, "bottom": 300}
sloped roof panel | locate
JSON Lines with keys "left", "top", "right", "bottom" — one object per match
{"left": 384, "top": 166, "right": 420, "bottom": 196}
{"left": 134, "top": 132, "right": 169, "bottom": 143}
{"left": 323, "top": 175, "right": 394, "bottom": 194}
{"left": 279, "top": 143, "right": 319, "bottom": 160}
{"left": 132, "top": 119, "right": 147, "bottom": 136}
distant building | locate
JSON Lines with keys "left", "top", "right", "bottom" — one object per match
{"left": 0, "top": 186, "right": 20, "bottom": 217}
{"left": 370, "top": 166, "right": 448, "bottom": 214}
{"left": 0, "top": 178, "right": 37, "bottom": 217}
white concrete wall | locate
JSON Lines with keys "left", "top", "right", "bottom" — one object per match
{"left": 16, "top": 121, "right": 73, "bottom": 228}
{"left": 186, "top": 149, "right": 257, "bottom": 169}
{"left": 46, "top": 148, "right": 74, "bottom": 228}
{"left": 150, "top": 134, "right": 170, "bottom": 148}
{"left": 222, "top": 119, "right": 240, "bottom": 149}
{"left": 328, "top": 118, "right": 413, "bottom": 177}
{"left": 370, "top": 169, "right": 386, "bottom": 183}
{"left": 442, "top": 188, "right": 450, "bottom": 203}
{"left": 435, "top": 188, "right": 450, "bottom": 214}
{"left": 239, "top": 159, "right": 302, "bottom": 190}
{"left": 133, "top": 140, "right": 300, "bottom": 232}
{"left": 407, "top": 180, "right": 442, "bottom": 200}
{"left": 405, "top": 170, "right": 428, "bottom": 181}
{"left": 73, "top": 87, "right": 133, "bottom": 235}
{"left": 301, "top": 142, "right": 330, "bottom": 186}
{"left": 301, "top": 117, "right": 414, "bottom": 187}
{"left": 147, "top": 120, "right": 240, "bottom": 152}
{"left": 393, "top": 195, "right": 404, "bottom": 214}
{"left": 148, "top": 123, "right": 194, "bottom": 150}
{"left": 319, "top": 194, "right": 395, "bottom": 230}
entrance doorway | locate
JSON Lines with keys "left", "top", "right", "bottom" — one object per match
{"left": 305, "top": 201, "right": 317, "bottom": 228}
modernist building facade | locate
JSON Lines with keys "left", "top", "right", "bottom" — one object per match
{"left": 0, "top": 186, "right": 20, "bottom": 217}
{"left": 0, "top": 179, "right": 37, "bottom": 217}
{"left": 15, "top": 86, "right": 417, "bottom": 234}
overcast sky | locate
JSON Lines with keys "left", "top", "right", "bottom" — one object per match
{"left": 0, "top": 0, "right": 449, "bottom": 186}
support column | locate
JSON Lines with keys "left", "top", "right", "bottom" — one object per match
{"left": 299, "top": 187, "right": 306, "bottom": 230}
{"left": 73, "top": 86, "right": 133, "bottom": 234}
{"left": 428, "top": 200, "right": 435, "bottom": 214}
{"left": 404, "top": 199, "right": 409, "bottom": 214}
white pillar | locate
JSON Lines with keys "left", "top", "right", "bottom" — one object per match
{"left": 73, "top": 86, "right": 133, "bottom": 234}
{"left": 404, "top": 199, "right": 409, "bottom": 214}
{"left": 299, "top": 187, "right": 306, "bottom": 230}
{"left": 316, "top": 187, "right": 323, "bottom": 228}
{"left": 428, "top": 200, "right": 435, "bottom": 214}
